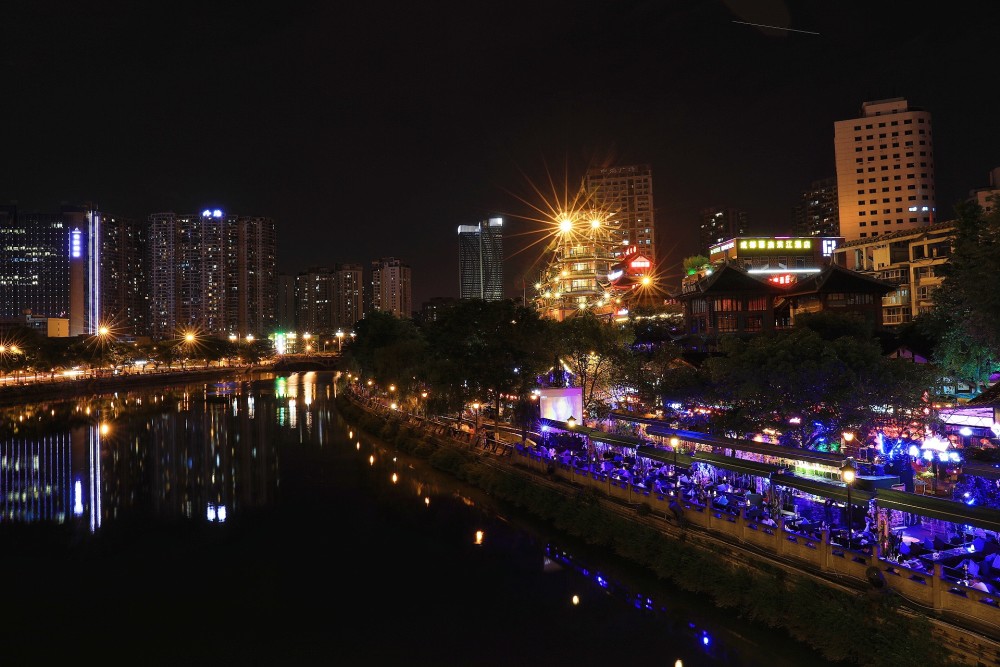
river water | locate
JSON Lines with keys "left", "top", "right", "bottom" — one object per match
{"left": 0, "top": 371, "right": 842, "bottom": 666}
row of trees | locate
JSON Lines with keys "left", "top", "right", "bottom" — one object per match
{"left": 0, "top": 329, "right": 273, "bottom": 377}
{"left": 342, "top": 299, "right": 940, "bottom": 449}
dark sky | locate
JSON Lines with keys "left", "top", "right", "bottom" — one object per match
{"left": 4, "top": 1, "right": 999, "bottom": 307}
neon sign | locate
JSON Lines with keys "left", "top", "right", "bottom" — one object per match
{"left": 739, "top": 238, "right": 812, "bottom": 251}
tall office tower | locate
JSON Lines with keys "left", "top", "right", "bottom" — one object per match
{"left": 0, "top": 203, "right": 103, "bottom": 334}
{"left": 968, "top": 167, "right": 1000, "bottom": 213}
{"left": 99, "top": 214, "right": 149, "bottom": 337}
{"left": 584, "top": 164, "right": 656, "bottom": 263}
{"left": 148, "top": 209, "right": 275, "bottom": 339}
{"left": 794, "top": 177, "right": 840, "bottom": 238}
{"left": 834, "top": 98, "right": 936, "bottom": 242}
{"left": 458, "top": 217, "right": 504, "bottom": 301}
{"left": 369, "top": 257, "right": 412, "bottom": 318}
{"left": 0, "top": 205, "right": 66, "bottom": 320}
{"left": 275, "top": 273, "right": 297, "bottom": 331}
{"left": 699, "top": 206, "right": 748, "bottom": 253}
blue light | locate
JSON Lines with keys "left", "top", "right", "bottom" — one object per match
{"left": 213, "top": 209, "right": 222, "bottom": 218}
{"left": 70, "top": 229, "right": 82, "bottom": 258}
{"left": 202, "top": 209, "right": 211, "bottom": 217}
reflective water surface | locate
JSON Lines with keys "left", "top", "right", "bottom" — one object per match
{"left": 0, "top": 372, "right": 841, "bottom": 666}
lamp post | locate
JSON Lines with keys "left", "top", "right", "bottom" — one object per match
{"left": 842, "top": 431, "right": 855, "bottom": 457}
{"left": 336, "top": 329, "right": 345, "bottom": 353}
{"left": 841, "top": 457, "right": 857, "bottom": 538}
{"left": 670, "top": 436, "right": 680, "bottom": 468}
{"left": 472, "top": 402, "right": 481, "bottom": 433}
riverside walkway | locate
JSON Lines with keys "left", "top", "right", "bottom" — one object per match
{"left": 345, "top": 389, "right": 1000, "bottom": 666}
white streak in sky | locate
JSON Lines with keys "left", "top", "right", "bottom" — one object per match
{"left": 732, "top": 20, "right": 820, "bottom": 35}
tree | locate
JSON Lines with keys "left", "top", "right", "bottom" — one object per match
{"left": 682, "top": 255, "right": 710, "bottom": 275}
{"left": 550, "top": 311, "right": 635, "bottom": 419}
{"left": 923, "top": 198, "right": 1000, "bottom": 394}
{"left": 703, "top": 324, "right": 932, "bottom": 449}
{"left": 346, "top": 311, "right": 426, "bottom": 396}
{"left": 420, "top": 299, "right": 550, "bottom": 427}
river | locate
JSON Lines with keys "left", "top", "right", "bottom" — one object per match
{"left": 0, "top": 371, "right": 843, "bottom": 666}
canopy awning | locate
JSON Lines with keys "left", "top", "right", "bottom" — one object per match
{"left": 691, "top": 451, "right": 786, "bottom": 478}
{"left": 875, "top": 489, "right": 1000, "bottom": 533}
{"left": 771, "top": 472, "right": 874, "bottom": 504}
{"left": 590, "top": 431, "right": 645, "bottom": 449}
{"left": 636, "top": 444, "right": 694, "bottom": 468}
{"left": 538, "top": 418, "right": 594, "bottom": 435}
{"left": 644, "top": 425, "right": 843, "bottom": 468}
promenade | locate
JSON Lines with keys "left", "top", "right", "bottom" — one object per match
{"left": 343, "top": 388, "right": 1000, "bottom": 666}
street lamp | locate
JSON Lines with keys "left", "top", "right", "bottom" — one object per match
{"left": 472, "top": 402, "right": 481, "bottom": 432}
{"left": 842, "top": 431, "right": 855, "bottom": 456}
{"left": 841, "top": 457, "right": 857, "bottom": 538}
{"left": 336, "top": 329, "right": 345, "bottom": 352}
{"left": 670, "top": 436, "right": 680, "bottom": 468}
{"left": 566, "top": 415, "right": 576, "bottom": 429}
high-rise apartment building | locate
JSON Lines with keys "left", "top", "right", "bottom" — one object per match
{"left": 458, "top": 217, "right": 503, "bottom": 301}
{"left": 275, "top": 273, "right": 296, "bottom": 332}
{"left": 148, "top": 209, "right": 275, "bottom": 339}
{"left": 369, "top": 257, "right": 412, "bottom": 319}
{"left": 699, "top": 207, "right": 748, "bottom": 254}
{"left": 794, "top": 177, "right": 839, "bottom": 238}
{"left": 332, "top": 262, "right": 364, "bottom": 329}
{"left": 295, "top": 263, "right": 364, "bottom": 334}
{"left": 99, "top": 214, "right": 149, "bottom": 337}
{"left": 584, "top": 164, "right": 655, "bottom": 263}
{"left": 834, "top": 98, "right": 936, "bottom": 242}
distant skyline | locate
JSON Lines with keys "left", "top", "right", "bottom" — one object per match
{"left": 3, "top": 1, "right": 999, "bottom": 307}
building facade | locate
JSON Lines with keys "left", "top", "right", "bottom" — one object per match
{"left": 832, "top": 220, "right": 955, "bottom": 326}
{"left": 699, "top": 207, "right": 748, "bottom": 255}
{"left": 99, "top": 213, "right": 149, "bottom": 338}
{"left": 834, "top": 98, "right": 936, "bottom": 242}
{"left": 708, "top": 235, "right": 842, "bottom": 287}
{"left": 0, "top": 203, "right": 105, "bottom": 336}
{"left": 369, "top": 257, "right": 412, "bottom": 319}
{"left": 968, "top": 168, "right": 1000, "bottom": 214}
{"left": 794, "top": 177, "right": 839, "bottom": 238}
{"left": 296, "top": 263, "right": 364, "bottom": 334}
{"left": 148, "top": 209, "right": 276, "bottom": 340}
{"left": 458, "top": 217, "right": 504, "bottom": 301}
{"left": 585, "top": 164, "right": 656, "bottom": 263}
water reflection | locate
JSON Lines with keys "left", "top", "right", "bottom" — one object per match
{"left": 0, "top": 371, "right": 836, "bottom": 666}
{"left": 0, "top": 373, "right": 302, "bottom": 534}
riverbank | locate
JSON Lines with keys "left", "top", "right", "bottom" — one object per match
{"left": 0, "top": 365, "right": 265, "bottom": 408}
{"left": 335, "top": 390, "right": 998, "bottom": 667}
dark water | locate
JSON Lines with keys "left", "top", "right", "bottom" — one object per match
{"left": 0, "top": 372, "right": 842, "bottom": 666}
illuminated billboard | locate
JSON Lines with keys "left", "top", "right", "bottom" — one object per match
{"left": 538, "top": 387, "right": 583, "bottom": 422}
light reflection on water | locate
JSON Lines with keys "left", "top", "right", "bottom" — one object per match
{"left": 0, "top": 371, "right": 836, "bottom": 666}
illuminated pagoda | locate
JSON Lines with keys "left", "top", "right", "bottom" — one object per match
{"left": 533, "top": 192, "right": 623, "bottom": 322}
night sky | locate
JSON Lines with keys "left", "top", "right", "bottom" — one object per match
{"left": 4, "top": 1, "right": 1000, "bottom": 306}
